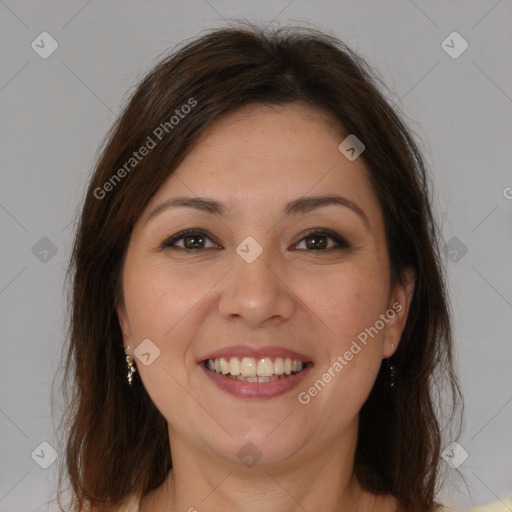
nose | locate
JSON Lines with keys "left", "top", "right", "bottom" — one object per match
{"left": 217, "top": 239, "right": 295, "bottom": 328}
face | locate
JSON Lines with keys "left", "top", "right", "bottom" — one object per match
{"left": 117, "top": 103, "right": 413, "bottom": 469}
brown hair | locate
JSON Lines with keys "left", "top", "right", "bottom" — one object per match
{"left": 54, "top": 22, "right": 463, "bottom": 511}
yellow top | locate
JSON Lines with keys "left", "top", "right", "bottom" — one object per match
{"left": 467, "top": 501, "right": 512, "bottom": 512}
{"left": 116, "top": 493, "right": 512, "bottom": 512}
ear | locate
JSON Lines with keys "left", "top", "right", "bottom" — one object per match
{"left": 116, "top": 299, "right": 132, "bottom": 340}
{"left": 382, "top": 267, "right": 415, "bottom": 358}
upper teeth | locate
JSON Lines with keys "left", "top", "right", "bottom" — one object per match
{"left": 206, "top": 357, "right": 305, "bottom": 377}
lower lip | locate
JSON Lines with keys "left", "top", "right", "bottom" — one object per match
{"left": 201, "top": 363, "right": 313, "bottom": 399}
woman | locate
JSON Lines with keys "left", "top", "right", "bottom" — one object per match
{"left": 56, "top": 23, "right": 469, "bottom": 511}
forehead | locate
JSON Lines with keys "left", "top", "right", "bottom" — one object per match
{"left": 139, "top": 103, "right": 382, "bottom": 229}
{"left": 152, "top": 105, "right": 369, "bottom": 204}
{"left": 180, "top": 103, "right": 345, "bottom": 174}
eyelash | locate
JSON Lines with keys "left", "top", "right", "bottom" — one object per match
{"left": 160, "top": 228, "right": 350, "bottom": 252}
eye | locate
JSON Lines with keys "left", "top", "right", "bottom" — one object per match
{"left": 160, "top": 228, "right": 350, "bottom": 252}
{"left": 160, "top": 229, "right": 220, "bottom": 251}
{"left": 293, "top": 228, "right": 350, "bottom": 251}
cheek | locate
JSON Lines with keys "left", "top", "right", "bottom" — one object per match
{"left": 309, "top": 261, "right": 389, "bottom": 345}
{"left": 302, "top": 260, "right": 389, "bottom": 405}
{"left": 123, "top": 260, "right": 201, "bottom": 340}
{"left": 121, "top": 264, "right": 206, "bottom": 420}
{"left": 121, "top": 259, "right": 226, "bottom": 385}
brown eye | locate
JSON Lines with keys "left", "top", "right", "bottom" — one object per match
{"left": 293, "top": 229, "right": 350, "bottom": 251}
{"left": 161, "top": 229, "right": 219, "bottom": 250}
{"left": 161, "top": 228, "right": 350, "bottom": 253}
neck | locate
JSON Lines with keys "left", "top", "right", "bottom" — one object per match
{"left": 145, "top": 420, "right": 378, "bottom": 512}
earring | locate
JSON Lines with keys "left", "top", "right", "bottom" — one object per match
{"left": 388, "top": 343, "right": 396, "bottom": 389}
{"left": 123, "top": 345, "right": 137, "bottom": 385}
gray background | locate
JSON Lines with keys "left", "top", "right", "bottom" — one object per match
{"left": 1, "top": 1, "right": 511, "bottom": 511}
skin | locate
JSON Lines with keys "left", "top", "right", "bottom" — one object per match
{"left": 117, "top": 103, "right": 415, "bottom": 512}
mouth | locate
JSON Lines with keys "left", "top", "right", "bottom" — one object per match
{"left": 198, "top": 347, "right": 314, "bottom": 399}
{"left": 203, "top": 356, "right": 310, "bottom": 382}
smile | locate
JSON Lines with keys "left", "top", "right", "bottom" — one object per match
{"left": 205, "top": 356, "right": 307, "bottom": 382}
{"left": 199, "top": 347, "right": 314, "bottom": 399}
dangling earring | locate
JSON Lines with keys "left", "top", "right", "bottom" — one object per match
{"left": 388, "top": 343, "right": 396, "bottom": 389}
{"left": 124, "top": 345, "right": 137, "bottom": 385}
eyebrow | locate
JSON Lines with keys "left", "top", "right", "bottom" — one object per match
{"left": 144, "top": 194, "right": 370, "bottom": 229}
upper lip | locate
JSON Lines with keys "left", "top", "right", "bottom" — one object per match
{"left": 198, "top": 344, "right": 314, "bottom": 364}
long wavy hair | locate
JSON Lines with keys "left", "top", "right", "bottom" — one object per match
{"left": 53, "top": 22, "right": 464, "bottom": 511}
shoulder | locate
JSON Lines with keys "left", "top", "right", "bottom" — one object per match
{"left": 468, "top": 500, "right": 512, "bottom": 511}
{"left": 436, "top": 499, "right": 512, "bottom": 512}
